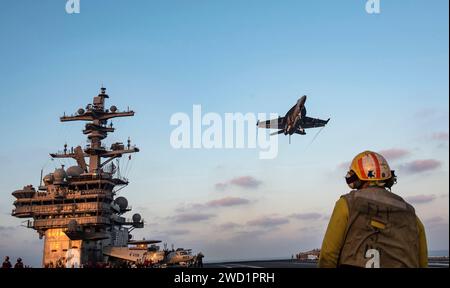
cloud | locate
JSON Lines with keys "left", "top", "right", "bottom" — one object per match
{"left": 172, "top": 213, "right": 215, "bottom": 223}
{"left": 290, "top": 213, "right": 323, "bottom": 220}
{"left": 0, "top": 226, "right": 16, "bottom": 237}
{"left": 378, "top": 148, "right": 410, "bottom": 161}
{"left": 298, "top": 226, "right": 322, "bottom": 233}
{"left": 163, "top": 229, "right": 190, "bottom": 236}
{"left": 431, "top": 132, "right": 449, "bottom": 142}
{"left": 230, "top": 176, "right": 262, "bottom": 188}
{"left": 231, "top": 230, "right": 268, "bottom": 241}
{"left": 176, "top": 197, "right": 251, "bottom": 213}
{"left": 400, "top": 159, "right": 442, "bottom": 174}
{"left": 205, "top": 197, "right": 250, "bottom": 208}
{"left": 0, "top": 226, "right": 15, "bottom": 231}
{"left": 215, "top": 176, "right": 262, "bottom": 191}
{"left": 218, "top": 222, "right": 241, "bottom": 230}
{"left": 215, "top": 183, "right": 228, "bottom": 191}
{"left": 424, "top": 216, "right": 448, "bottom": 229}
{"left": 247, "top": 216, "right": 289, "bottom": 227}
{"left": 405, "top": 194, "right": 436, "bottom": 204}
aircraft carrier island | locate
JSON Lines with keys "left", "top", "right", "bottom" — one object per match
{"left": 10, "top": 88, "right": 195, "bottom": 268}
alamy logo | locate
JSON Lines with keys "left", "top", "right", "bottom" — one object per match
{"left": 365, "top": 249, "right": 380, "bottom": 268}
{"left": 169, "top": 105, "right": 279, "bottom": 159}
{"left": 66, "top": 0, "right": 80, "bottom": 14}
{"left": 366, "top": 0, "right": 381, "bottom": 14}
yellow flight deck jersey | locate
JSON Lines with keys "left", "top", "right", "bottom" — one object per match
{"left": 319, "top": 197, "right": 428, "bottom": 268}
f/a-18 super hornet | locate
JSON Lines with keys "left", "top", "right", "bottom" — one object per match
{"left": 257, "top": 95, "right": 330, "bottom": 143}
{"left": 103, "top": 239, "right": 196, "bottom": 267}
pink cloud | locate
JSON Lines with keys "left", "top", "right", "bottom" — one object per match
{"left": 173, "top": 213, "right": 215, "bottom": 223}
{"left": 425, "top": 216, "right": 446, "bottom": 226}
{"left": 163, "top": 229, "right": 190, "bottom": 235}
{"left": 378, "top": 148, "right": 410, "bottom": 161}
{"left": 176, "top": 197, "right": 251, "bottom": 213}
{"left": 205, "top": 197, "right": 250, "bottom": 207}
{"left": 215, "top": 176, "right": 262, "bottom": 191}
{"left": 423, "top": 216, "right": 449, "bottom": 230}
{"left": 247, "top": 216, "right": 289, "bottom": 227}
{"left": 401, "top": 159, "right": 442, "bottom": 174}
{"left": 215, "top": 182, "right": 228, "bottom": 191}
{"left": 218, "top": 222, "right": 240, "bottom": 230}
{"left": 290, "top": 213, "right": 323, "bottom": 220}
{"left": 432, "top": 132, "right": 449, "bottom": 142}
{"left": 405, "top": 194, "right": 436, "bottom": 204}
{"left": 230, "top": 176, "right": 262, "bottom": 189}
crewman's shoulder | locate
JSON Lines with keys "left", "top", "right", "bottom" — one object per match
{"left": 334, "top": 196, "right": 350, "bottom": 212}
{"left": 339, "top": 190, "right": 358, "bottom": 203}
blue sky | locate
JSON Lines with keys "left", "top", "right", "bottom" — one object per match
{"left": 0, "top": 0, "right": 448, "bottom": 266}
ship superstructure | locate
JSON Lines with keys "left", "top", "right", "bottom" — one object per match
{"left": 11, "top": 88, "right": 143, "bottom": 267}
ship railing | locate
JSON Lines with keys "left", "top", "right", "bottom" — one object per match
{"left": 13, "top": 202, "right": 111, "bottom": 215}
{"left": 66, "top": 189, "right": 112, "bottom": 196}
{"left": 33, "top": 216, "right": 110, "bottom": 228}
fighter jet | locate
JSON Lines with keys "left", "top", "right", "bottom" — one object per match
{"left": 103, "top": 239, "right": 196, "bottom": 267}
{"left": 257, "top": 95, "right": 330, "bottom": 143}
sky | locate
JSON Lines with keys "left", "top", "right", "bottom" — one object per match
{"left": 0, "top": 0, "right": 448, "bottom": 267}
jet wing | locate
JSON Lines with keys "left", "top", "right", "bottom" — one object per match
{"left": 257, "top": 117, "right": 285, "bottom": 129}
{"left": 301, "top": 117, "right": 330, "bottom": 129}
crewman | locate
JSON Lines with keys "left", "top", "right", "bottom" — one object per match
{"left": 196, "top": 252, "right": 204, "bottom": 268}
{"left": 14, "top": 258, "right": 24, "bottom": 268}
{"left": 2, "top": 256, "right": 12, "bottom": 268}
{"left": 319, "top": 151, "right": 428, "bottom": 268}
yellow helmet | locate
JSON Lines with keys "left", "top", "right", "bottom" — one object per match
{"left": 345, "top": 151, "right": 396, "bottom": 190}
{"left": 350, "top": 151, "right": 392, "bottom": 181}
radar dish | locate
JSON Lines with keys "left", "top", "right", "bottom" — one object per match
{"left": 67, "top": 166, "right": 84, "bottom": 177}
{"left": 53, "top": 168, "right": 67, "bottom": 184}
{"left": 115, "top": 196, "right": 128, "bottom": 211}
{"left": 43, "top": 174, "right": 54, "bottom": 185}
{"left": 132, "top": 213, "right": 141, "bottom": 223}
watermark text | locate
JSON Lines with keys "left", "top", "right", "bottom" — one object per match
{"left": 66, "top": 0, "right": 80, "bottom": 14}
{"left": 366, "top": 0, "right": 381, "bottom": 14}
{"left": 170, "top": 105, "right": 279, "bottom": 159}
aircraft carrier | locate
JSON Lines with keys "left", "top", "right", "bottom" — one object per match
{"left": 10, "top": 87, "right": 175, "bottom": 268}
